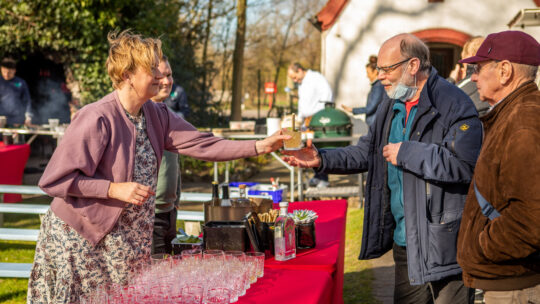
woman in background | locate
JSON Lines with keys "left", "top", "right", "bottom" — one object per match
{"left": 27, "top": 30, "right": 286, "bottom": 303}
{"left": 341, "top": 55, "right": 385, "bottom": 126}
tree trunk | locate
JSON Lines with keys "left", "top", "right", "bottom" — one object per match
{"left": 201, "top": 0, "right": 213, "bottom": 105}
{"left": 230, "top": 0, "right": 247, "bottom": 121}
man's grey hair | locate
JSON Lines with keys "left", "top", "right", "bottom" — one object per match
{"left": 400, "top": 36, "right": 431, "bottom": 75}
{"left": 513, "top": 63, "right": 538, "bottom": 81}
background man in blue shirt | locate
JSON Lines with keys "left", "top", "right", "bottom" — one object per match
{"left": 0, "top": 58, "right": 33, "bottom": 127}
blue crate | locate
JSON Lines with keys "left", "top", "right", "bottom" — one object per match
{"left": 248, "top": 184, "right": 288, "bottom": 203}
{"left": 228, "top": 182, "right": 259, "bottom": 188}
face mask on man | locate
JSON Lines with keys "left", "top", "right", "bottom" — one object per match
{"left": 388, "top": 63, "right": 418, "bottom": 102}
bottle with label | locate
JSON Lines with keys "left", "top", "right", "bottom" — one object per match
{"left": 233, "top": 184, "right": 251, "bottom": 207}
{"left": 211, "top": 181, "right": 220, "bottom": 206}
{"left": 274, "top": 202, "right": 296, "bottom": 261}
{"left": 221, "top": 184, "right": 232, "bottom": 207}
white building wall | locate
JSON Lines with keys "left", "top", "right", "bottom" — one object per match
{"left": 323, "top": 0, "right": 540, "bottom": 109}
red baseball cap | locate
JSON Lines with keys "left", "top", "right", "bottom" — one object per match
{"left": 460, "top": 30, "right": 540, "bottom": 66}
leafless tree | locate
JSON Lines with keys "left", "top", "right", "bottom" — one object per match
{"left": 230, "top": 0, "right": 247, "bottom": 121}
{"left": 201, "top": 0, "right": 324, "bottom": 119}
{"left": 239, "top": 0, "right": 323, "bottom": 114}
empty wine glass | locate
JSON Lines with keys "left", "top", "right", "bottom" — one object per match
{"left": 182, "top": 284, "right": 204, "bottom": 304}
{"left": 246, "top": 252, "right": 265, "bottom": 278}
{"left": 206, "top": 287, "right": 231, "bottom": 304}
{"left": 150, "top": 253, "right": 171, "bottom": 268}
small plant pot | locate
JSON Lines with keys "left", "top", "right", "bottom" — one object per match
{"left": 296, "top": 221, "right": 316, "bottom": 249}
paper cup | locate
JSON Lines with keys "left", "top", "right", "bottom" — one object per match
{"left": 266, "top": 118, "right": 281, "bottom": 136}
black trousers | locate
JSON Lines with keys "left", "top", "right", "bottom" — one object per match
{"left": 393, "top": 243, "right": 474, "bottom": 304}
{"left": 152, "top": 208, "right": 177, "bottom": 255}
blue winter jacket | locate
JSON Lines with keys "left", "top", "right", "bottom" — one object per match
{"left": 352, "top": 80, "right": 384, "bottom": 126}
{"left": 316, "top": 68, "right": 483, "bottom": 284}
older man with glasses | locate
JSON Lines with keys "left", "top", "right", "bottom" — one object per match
{"left": 456, "top": 30, "right": 540, "bottom": 304}
{"left": 282, "top": 33, "right": 483, "bottom": 303}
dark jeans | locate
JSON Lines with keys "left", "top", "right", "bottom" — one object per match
{"left": 393, "top": 243, "right": 474, "bottom": 304}
{"left": 152, "top": 208, "right": 177, "bottom": 255}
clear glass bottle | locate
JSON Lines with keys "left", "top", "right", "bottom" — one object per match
{"left": 233, "top": 184, "right": 251, "bottom": 207}
{"left": 211, "top": 181, "right": 220, "bottom": 206}
{"left": 221, "top": 184, "right": 232, "bottom": 207}
{"left": 274, "top": 202, "right": 296, "bottom": 261}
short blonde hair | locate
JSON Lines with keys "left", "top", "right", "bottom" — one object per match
{"left": 462, "top": 36, "right": 484, "bottom": 59}
{"left": 106, "top": 30, "right": 163, "bottom": 89}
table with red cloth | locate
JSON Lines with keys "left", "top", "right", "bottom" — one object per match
{"left": 0, "top": 142, "right": 31, "bottom": 202}
{"left": 238, "top": 199, "right": 348, "bottom": 304}
{"left": 237, "top": 268, "right": 334, "bottom": 304}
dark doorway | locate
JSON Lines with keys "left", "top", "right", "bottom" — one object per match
{"left": 16, "top": 54, "right": 71, "bottom": 125}
{"left": 426, "top": 42, "right": 462, "bottom": 79}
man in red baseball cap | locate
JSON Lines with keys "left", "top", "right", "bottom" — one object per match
{"left": 457, "top": 30, "right": 540, "bottom": 303}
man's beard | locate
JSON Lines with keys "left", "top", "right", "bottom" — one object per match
{"left": 386, "top": 72, "right": 414, "bottom": 96}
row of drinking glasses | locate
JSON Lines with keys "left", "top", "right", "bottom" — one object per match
{"left": 81, "top": 250, "right": 265, "bottom": 304}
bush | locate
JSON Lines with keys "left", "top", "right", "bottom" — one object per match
{"left": 181, "top": 154, "right": 272, "bottom": 183}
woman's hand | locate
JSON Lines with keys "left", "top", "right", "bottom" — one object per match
{"left": 449, "top": 64, "right": 464, "bottom": 83}
{"left": 107, "top": 182, "right": 155, "bottom": 205}
{"left": 255, "top": 129, "right": 291, "bottom": 154}
{"left": 341, "top": 104, "right": 353, "bottom": 113}
{"left": 281, "top": 140, "right": 321, "bottom": 168}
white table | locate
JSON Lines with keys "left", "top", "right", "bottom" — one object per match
{"left": 0, "top": 127, "right": 65, "bottom": 145}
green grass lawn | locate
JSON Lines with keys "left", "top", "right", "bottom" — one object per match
{"left": 0, "top": 207, "right": 375, "bottom": 303}
{"left": 344, "top": 208, "right": 377, "bottom": 304}
{"left": 0, "top": 212, "right": 37, "bottom": 303}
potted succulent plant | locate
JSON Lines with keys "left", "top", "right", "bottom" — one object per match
{"left": 290, "top": 209, "right": 318, "bottom": 249}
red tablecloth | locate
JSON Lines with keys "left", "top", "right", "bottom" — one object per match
{"left": 237, "top": 268, "right": 333, "bottom": 304}
{"left": 264, "top": 200, "right": 348, "bottom": 304}
{"left": 0, "top": 142, "right": 30, "bottom": 202}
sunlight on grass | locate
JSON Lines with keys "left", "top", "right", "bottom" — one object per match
{"left": 344, "top": 208, "right": 378, "bottom": 304}
{"left": 0, "top": 240, "right": 35, "bottom": 303}
{"left": 0, "top": 278, "right": 28, "bottom": 304}
{"left": 0, "top": 241, "right": 36, "bottom": 263}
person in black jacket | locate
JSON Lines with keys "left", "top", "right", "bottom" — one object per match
{"left": 341, "top": 55, "right": 385, "bottom": 126}
{"left": 282, "top": 33, "right": 482, "bottom": 304}
{"left": 150, "top": 55, "right": 182, "bottom": 255}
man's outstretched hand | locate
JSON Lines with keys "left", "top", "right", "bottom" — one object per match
{"left": 281, "top": 139, "right": 321, "bottom": 168}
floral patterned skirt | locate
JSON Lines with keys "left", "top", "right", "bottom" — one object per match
{"left": 27, "top": 111, "right": 157, "bottom": 304}
{"left": 27, "top": 205, "right": 154, "bottom": 303}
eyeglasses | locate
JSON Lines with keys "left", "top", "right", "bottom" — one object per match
{"left": 471, "top": 60, "right": 500, "bottom": 75}
{"left": 376, "top": 58, "right": 412, "bottom": 74}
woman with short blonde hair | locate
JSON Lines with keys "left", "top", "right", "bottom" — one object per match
{"left": 27, "top": 30, "right": 286, "bottom": 303}
{"left": 106, "top": 30, "right": 162, "bottom": 89}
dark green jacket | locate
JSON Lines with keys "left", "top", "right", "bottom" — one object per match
{"left": 155, "top": 150, "right": 181, "bottom": 213}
